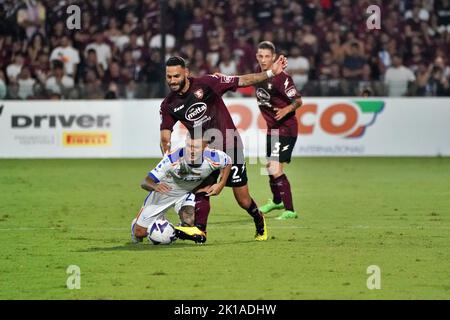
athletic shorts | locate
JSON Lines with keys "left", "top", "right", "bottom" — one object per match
{"left": 266, "top": 135, "right": 297, "bottom": 163}
{"left": 196, "top": 145, "right": 248, "bottom": 188}
{"left": 135, "top": 191, "right": 196, "bottom": 229}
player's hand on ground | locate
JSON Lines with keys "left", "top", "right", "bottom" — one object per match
{"left": 274, "top": 105, "right": 295, "bottom": 121}
{"left": 206, "top": 183, "right": 224, "bottom": 196}
{"left": 271, "top": 55, "right": 288, "bottom": 75}
{"left": 155, "top": 182, "right": 171, "bottom": 193}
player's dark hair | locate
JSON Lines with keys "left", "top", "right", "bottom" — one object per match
{"left": 258, "top": 41, "right": 276, "bottom": 53}
{"left": 166, "top": 56, "right": 186, "bottom": 68}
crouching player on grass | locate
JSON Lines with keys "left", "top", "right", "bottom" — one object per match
{"left": 131, "top": 135, "right": 231, "bottom": 244}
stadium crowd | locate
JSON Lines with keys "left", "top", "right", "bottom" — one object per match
{"left": 0, "top": 0, "right": 449, "bottom": 99}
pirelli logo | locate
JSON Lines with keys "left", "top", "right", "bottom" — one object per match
{"left": 63, "top": 132, "right": 111, "bottom": 146}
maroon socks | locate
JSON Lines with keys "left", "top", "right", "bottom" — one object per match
{"left": 270, "top": 174, "right": 294, "bottom": 211}
{"left": 194, "top": 192, "right": 210, "bottom": 232}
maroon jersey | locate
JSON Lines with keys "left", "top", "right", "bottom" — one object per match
{"left": 254, "top": 71, "right": 301, "bottom": 137}
{"left": 160, "top": 74, "right": 243, "bottom": 151}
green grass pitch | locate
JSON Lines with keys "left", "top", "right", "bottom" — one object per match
{"left": 0, "top": 157, "right": 449, "bottom": 300}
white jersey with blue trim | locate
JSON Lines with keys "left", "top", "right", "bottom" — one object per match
{"left": 148, "top": 147, "right": 231, "bottom": 197}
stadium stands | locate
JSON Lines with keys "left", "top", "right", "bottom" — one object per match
{"left": 0, "top": 0, "right": 449, "bottom": 99}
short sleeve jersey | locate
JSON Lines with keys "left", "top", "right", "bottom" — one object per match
{"left": 254, "top": 71, "right": 301, "bottom": 137}
{"left": 148, "top": 147, "right": 231, "bottom": 196}
{"left": 160, "top": 75, "right": 243, "bottom": 150}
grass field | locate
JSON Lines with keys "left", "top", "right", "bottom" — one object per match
{"left": 0, "top": 157, "right": 449, "bottom": 300}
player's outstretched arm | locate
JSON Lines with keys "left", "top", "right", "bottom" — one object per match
{"left": 237, "top": 55, "right": 287, "bottom": 87}
{"left": 160, "top": 129, "right": 172, "bottom": 155}
{"left": 206, "top": 164, "right": 231, "bottom": 196}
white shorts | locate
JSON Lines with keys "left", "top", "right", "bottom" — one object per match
{"left": 135, "top": 191, "right": 195, "bottom": 229}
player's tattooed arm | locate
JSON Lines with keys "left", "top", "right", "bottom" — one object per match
{"left": 237, "top": 55, "right": 288, "bottom": 87}
{"left": 291, "top": 97, "right": 303, "bottom": 110}
{"left": 206, "top": 164, "right": 231, "bottom": 196}
{"left": 160, "top": 129, "right": 172, "bottom": 155}
{"left": 141, "top": 176, "right": 171, "bottom": 193}
{"left": 274, "top": 97, "right": 303, "bottom": 121}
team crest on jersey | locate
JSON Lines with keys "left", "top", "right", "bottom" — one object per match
{"left": 194, "top": 88, "right": 204, "bottom": 99}
{"left": 285, "top": 87, "right": 297, "bottom": 98}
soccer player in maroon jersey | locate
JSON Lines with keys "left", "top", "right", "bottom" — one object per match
{"left": 159, "top": 55, "right": 287, "bottom": 241}
{"left": 254, "top": 41, "right": 303, "bottom": 220}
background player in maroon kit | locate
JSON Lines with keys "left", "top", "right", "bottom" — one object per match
{"left": 254, "top": 41, "right": 303, "bottom": 220}
{"left": 160, "top": 55, "right": 287, "bottom": 241}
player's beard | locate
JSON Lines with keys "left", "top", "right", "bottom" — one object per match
{"left": 169, "top": 77, "right": 186, "bottom": 93}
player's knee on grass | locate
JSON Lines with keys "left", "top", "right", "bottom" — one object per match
{"left": 267, "top": 161, "right": 283, "bottom": 178}
{"left": 134, "top": 224, "right": 148, "bottom": 238}
{"left": 178, "top": 205, "right": 195, "bottom": 226}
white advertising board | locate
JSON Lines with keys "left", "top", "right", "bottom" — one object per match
{"left": 0, "top": 98, "right": 449, "bottom": 158}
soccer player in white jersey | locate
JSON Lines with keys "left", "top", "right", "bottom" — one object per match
{"left": 131, "top": 135, "right": 231, "bottom": 244}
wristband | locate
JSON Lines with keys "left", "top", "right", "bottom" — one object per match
{"left": 266, "top": 69, "right": 275, "bottom": 78}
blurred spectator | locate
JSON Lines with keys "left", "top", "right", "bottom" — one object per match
{"left": 79, "top": 49, "right": 105, "bottom": 83}
{"left": 104, "top": 60, "right": 126, "bottom": 89}
{"left": 6, "top": 52, "right": 25, "bottom": 82}
{"left": 416, "top": 62, "right": 433, "bottom": 96}
{"left": 342, "top": 42, "right": 366, "bottom": 81}
{"left": 384, "top": 54, "right": 416, "bottom": 96}
{"left": 436, "top": 0, "right": 450, "bottom": 27}
{"left": 27, "top": 33, "right": 46, "bottom": 62}
{"left": 82, "top": 69, "right": 104, "bottom": 100}
{"left": 31, "top": 51, "right": 50, "bottom": 84}
{"left": 190, "top": 49, "right": 211, "bottom": 76}
{"left": 45, "top": 60, "right": 74, "bottom": 98}
{"left": 17, "top": 66, "right": 36, "bottom": 99}
{"left": 217, "top": 48, "right": 237, "bottom": 76}
{"left": 286, "top": 46, "right": 310, "bottom": 89}
{"left": 29, "top": 82, "right": 48, "bottom": 99}
{"left": 50, "top": 35, "right": 80, "bottom": 77}
{"left": 105, "top": 82, "right": 119, "bottom": 99}
{"left": 356, "top": 64, "right": 384, "bottom": 96}
{"left": 85, "top": 31, "right": 112, "bottom": 71}
{"left": 321, "top": 63, "right": 348, "bottom": 96}
{"left": 6, "top": 81, "right": 20, "bottom": 99}
{"left": 16, "top": 0, "right": 46, "bottom": 39}
{"left": 317, "top": 51, "right": 334, "bottom": 80}
{"left": 124, "top": 80, "right": 138, "bottom": 99}
{"left": 0, "top": 71, "right": 6, "bottom": 99}
{"left": 105, "top": 17, "right": 130, "bottom": 52}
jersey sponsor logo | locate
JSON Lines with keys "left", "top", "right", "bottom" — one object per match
{"left": 284, "top": 78, "right": 289, "bottom": 89}
{"left": 174, "top": 104, "right": 185, "bottom": 112}
{"left": 63, "top": 132, "right": 111, "bottom": 146}
{"left": 194, "top": 89, "right": 204, "bottom": 99}
{"left": 185, "top": 102, "right": 207, "bottom": 121}
{"left": 256, "top": 88, "right": 271, "bottom": 102}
